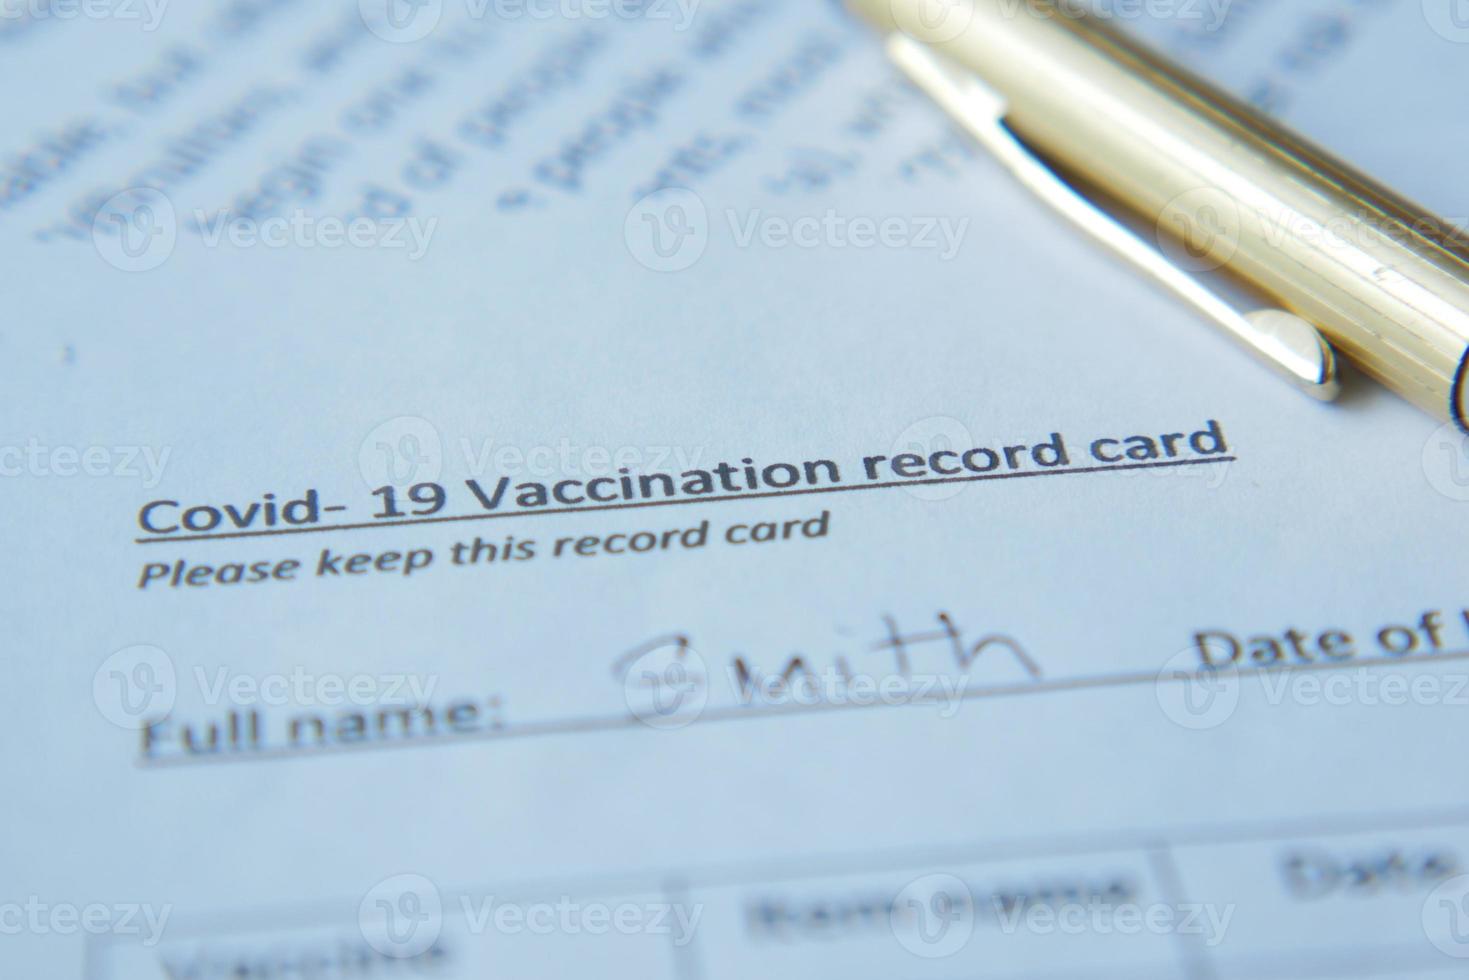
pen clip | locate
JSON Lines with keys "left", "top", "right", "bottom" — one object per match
{"left": 886, "top": 34, "right": 1341, "bottom": 402}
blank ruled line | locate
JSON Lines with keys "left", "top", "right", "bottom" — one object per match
{"left": 133, "top": 456, "right": 1237, "bottom": 545}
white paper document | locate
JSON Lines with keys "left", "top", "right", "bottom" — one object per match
{"left": 4, "top": 1, "right": 1469, "bottom": 977}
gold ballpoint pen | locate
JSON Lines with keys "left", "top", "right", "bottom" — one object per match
{"left": 848, "top": 0, "right": 1469, "bottom": 432}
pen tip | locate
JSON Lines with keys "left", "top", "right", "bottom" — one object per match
{"left": 1244, "top": 310, "right": 1342, "bottom": 402}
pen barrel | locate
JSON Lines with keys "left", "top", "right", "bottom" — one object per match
{"left": 864, "top": 0, "right": 1469, "bottom": 428}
